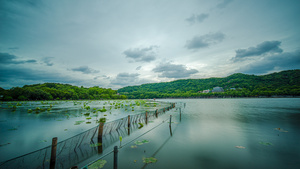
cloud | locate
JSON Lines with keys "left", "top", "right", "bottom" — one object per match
{"left": 238, "top": 50, "right": 300, "bottom": 74}
{"left": 110, "top": 73, "right": 140, "bottom": 86}
{"left": 185, "top": 13, "right": 209, "bottom": 24}
{"left": 136, "top": 66, "right": 142, "bottom": 70}
{"left": 232, "top": 41, "right": 283, "bottom": 62}
{"left": 185, "top": 32, "right": 225, "bottom": 50}
{"left": 123, "top": 46, "right": 158, "bottom": 62}
{"left": 0, "top": 52, "right": 37, "bottom": 64}
{"left": 217, "top": 0, "right": 234, "bottom": 9}
{"left": 71, "top": 66, "right": 100, "bottom": 74}
{"left": 152, "top": 62, "right": 198, "bottom": 78}
{"left": 42, "top": 57, "right": 54, "bottom": 66}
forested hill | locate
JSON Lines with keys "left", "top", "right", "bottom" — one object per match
{"left": 0, "top": 83, "right": 127, "bottom": 101}
{"left": 118, "top": 69, "right": 300, "bottom": 99}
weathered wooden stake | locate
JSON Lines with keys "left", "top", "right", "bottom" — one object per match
{"left": 163, "top": 108, "right": 165, "bottom": 112}
{"left": 50, "top": 137, "right": 57, "bottom": 169}
{"left": 114, "top": 146, "right": 118, "bottom": 169}
{"left": 155, "top": 109, "right": 158, "bottom": 118}
{"left": 169, "top": 115, "right": 173, "bottom": 136}
{"left": 179, "top": 108, "right": 181, "bottom": 121}
{"left": 98, "top": 122, "right": 104, "bottom": 139}
{"left": 128, "top": 115, "right": 130, "bottom": 135}
{"left": 145, "top": 111, "right": 148, "bottom": 125}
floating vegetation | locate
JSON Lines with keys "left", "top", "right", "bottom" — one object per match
{"left": 98, "top": 118, "right": 106, "bottom": 123}
{"left": 90, "top": 143, "right": 102, "bottom": 147}
{"left": 86, "top": 117, "right": 92, "bottom": 120}
{"left": 64, "top": 129, "right": 68, "bottom": 131}
{"left": 143, "top": 157, "right": 157, "bottom": 164}
{"left": 0, "top": 143, "right": 11, "bottom": 147}
{"left": 134, "top": 140, "right": 149, "bottom": 145}
{"left": 8, "top": 127, "right": 18, "bottom": 131}
{"left": 75, "top": 120, "right": 85, "bottom": 125}
{"left": 138, "top": 123, "right": 144, "bottom": 129}
{"left": 259, "top": 142, "right": 273, "bottom": 146}
{"left": 27, "top": 109, "right": 33, "bottom": 113}
{"left": 274, "top": 128, "right": 288, "bottom": 132}
{"left": 88, "top": 159, "right": 107, "bottom": 169}
{"left": 84, "top": 113, "right": 90, "bottom": 116}
{"left": 235, "top": 146, "right": 246, "bottom": 149}
{"left": 86, "top": 122, "right": 91, "bottom": 124}
{"left": 40, "top": 140, "right": 47, "bottom": 143}
{"left": 131, "top": 145, "right": 137, "bottom": 148}
{"left": 98, "top": 108, "right": 107, "bottom": 112}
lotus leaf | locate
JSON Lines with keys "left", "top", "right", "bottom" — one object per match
{"left": 143, "top": 157, "right": 157, "bottom": 164}
{"left": 90, "top": 143, "right": 102, "bottom": 147}
{"left": 88, "top": 159, "right": 107, "bottom": 169}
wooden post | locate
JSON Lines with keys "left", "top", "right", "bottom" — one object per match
{"left": 169, "top": 115, "right": 172, "bottom": 136}
{"left": 163, "top": 108, "right": 165, "bottom": 112}
{"left": 50, "top": 137, "right": 57, "bottom": 169}
{"left": 155, "top": 109, "right": 158, "bottom": 118}
{"left": 114, "top": 146, "right": 118, "bottom": 169}
{"left": 98, "top": 122, "right": 104, "bottom": 139}
{"left": 128, "top": 115, "right": 130, "bottom": 135}
{"left": 145, "top": 111, "right": 148, "bottom": 125}
{"left": 180, "top": 108, "right": 181, "bottom": 121}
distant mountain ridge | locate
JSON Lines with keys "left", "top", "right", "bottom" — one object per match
{"left": 118, "top": 69, "right": 300, "bottom": 98}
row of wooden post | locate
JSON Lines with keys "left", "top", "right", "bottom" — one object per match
{"left": 73, "top": 103, "right": 177, "bottom": 169}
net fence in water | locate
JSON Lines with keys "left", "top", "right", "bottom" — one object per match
{"left": 0, "top": 103, "right": 174, "bottom": 169}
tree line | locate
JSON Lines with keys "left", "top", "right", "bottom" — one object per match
{"left": 0, "top": 83, "right": 127, "bottom": 101}
{"left": 117, "top": 69, "right": 300, "bottom": 99}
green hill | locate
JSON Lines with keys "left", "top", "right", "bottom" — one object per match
{"left": 0, "top": 83, "right": 126, "bottom": 101}
{"left": 118, "top": 69, "right": 300, "bottom": 98}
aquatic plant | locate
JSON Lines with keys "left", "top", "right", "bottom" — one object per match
{"left": 88, "top": 159, "right": 107, "bottom": 169}
{"left": 90, "top": 143, "right": 102, "bottom": 147}
{"left": 143, "top": 157, "right": 157, "bottom": 164}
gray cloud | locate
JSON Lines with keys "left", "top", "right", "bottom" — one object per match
{"left": 185, "top": 32, "right": 225, "bottom": 50}
{"left": 217, "top": 0, "right": 234, "bottom": 9}
{"left": 110, "top": 73, "right": 140, "bottom": 86}
{"left": 0, "top": 52, "right": 37, "bottom": 64}
{"left": 239, "top": 50, "right": 300, "bottom": 74}
{"left": 123, "top": 46, "right": 158, "bottom": 62}
{"left": 185, "top": 13, "right": 209, "bottom": 24}
{"left": 71, "top": 66, "right": 100, "bottom": 74}
{"left": 42, "top": 57, "right": 54, "bottom": 66}
{"left": 136, "top": 66, "right": 142, "bottom": 70}
{"left": 233, "top": 41, "right": 283, "bottom": 62}
{"left": 153, "top": 62, "right": 198, "bottom": 78}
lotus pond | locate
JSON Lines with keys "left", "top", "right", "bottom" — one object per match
{"left": 79, "top": 98, "right": 300, "bottom": 169}
{"left": 0, "top": 100, "right": 171, "bottom": 162}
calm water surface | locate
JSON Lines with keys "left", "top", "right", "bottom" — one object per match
{"left": 103, "top": 98, "right": 300, "bottom": 169}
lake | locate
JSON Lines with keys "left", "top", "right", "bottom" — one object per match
{"left": 0, "top": 100, "right": 171, "bottom": 163}
{"left": 91, "top": 98, "right": 300, "bottom": 169}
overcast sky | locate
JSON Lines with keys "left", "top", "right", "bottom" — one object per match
{"left": 1, "top": 0, "right": 299, "bottom": 89}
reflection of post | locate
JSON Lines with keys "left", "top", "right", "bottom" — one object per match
{"left": 50, "top": 137, "right": 57, "bottom": 169}
{"left": 98, "top": 122, "right": 104, "bottom": 154}
{"left": 169, "top": 115, "right": 172, "bottom": 136}
{"left": 128, "top": 115, "right": 130, "bottom": 135}
{"left": 155, "top": 109, "right": 158, "bottom": 118}
{"left": 145, "top": 112, "right": 148, "bottom": 125}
